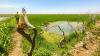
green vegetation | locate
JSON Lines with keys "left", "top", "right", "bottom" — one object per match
{"left": 28, "top": 14, "right": 100, "bottom": 27}
{"left": 0, "top": 17, "right": 16, "bottom": 56}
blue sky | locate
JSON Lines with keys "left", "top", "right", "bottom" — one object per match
{"left": 0, "top": 0, "right": 100, "bottom": 14}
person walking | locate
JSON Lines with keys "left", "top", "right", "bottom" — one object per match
{"left": 15, "top": 12, "right": 20, "bottom": 25}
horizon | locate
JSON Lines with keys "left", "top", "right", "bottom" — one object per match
{"left": 0, "top": 0, "right": 100, "bottom": 14}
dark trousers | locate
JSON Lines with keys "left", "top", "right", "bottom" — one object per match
{"left": 16, "top": 18, "right": 19, "bottom": 24}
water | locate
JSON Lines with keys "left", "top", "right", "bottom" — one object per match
{"left": 43, "top": 21, "right": 83, "bottom": 35}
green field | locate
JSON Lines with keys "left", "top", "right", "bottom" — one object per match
{"left": 28, "top": 14, "right": 100, "bottom": 27}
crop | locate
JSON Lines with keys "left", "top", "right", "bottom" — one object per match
{"left": 0, "top": 17, "right": 15, "bottom": 56}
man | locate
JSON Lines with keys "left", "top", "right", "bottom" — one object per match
{"left": 15, "top": 12, "right": 19, "bottom": 25}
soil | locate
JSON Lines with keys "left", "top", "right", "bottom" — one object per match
{"left": 8, "top": 31, "right": 26, "bottom": 56}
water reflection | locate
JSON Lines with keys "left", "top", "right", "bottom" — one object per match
{"left": 43, "top": 21, "right": 83, "bottom": 35}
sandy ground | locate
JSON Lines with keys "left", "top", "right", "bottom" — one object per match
{"left": 8, "top": 31, "right": 25, "bottom": 56}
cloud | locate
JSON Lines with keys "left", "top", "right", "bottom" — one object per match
{"left": 0, "top": 4, "right": 19, "bottom": 14}
{"left": 0, "top": 4, "right": 16, "bottom": 8}
{"left": 29, "top": 7, "right": 100, "bottom": 14}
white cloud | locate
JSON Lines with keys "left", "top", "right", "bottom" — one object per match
{"left": 0, "top": 4, "right": 100, "bottom": 14}
{"left": 28, "top": 7, "right": 100, "bottom": 14}
{"left": 0, "top": 4, "right": 16, "bottom": 8}
{"left": 0, "top": 4, "right": 20, "bottom": 14}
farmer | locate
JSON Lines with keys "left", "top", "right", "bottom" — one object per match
{"left": 15, "top": 12, "right": 20, "bottom": 25}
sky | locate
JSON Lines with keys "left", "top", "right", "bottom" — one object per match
{"left": 0, "top": 0, "right": 100, "bottom": 14}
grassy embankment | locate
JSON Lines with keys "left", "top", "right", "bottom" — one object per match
{"left": 0, "top": 16, "right": 16, "bottom": 56}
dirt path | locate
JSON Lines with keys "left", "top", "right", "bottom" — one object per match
{"left": 69, "top": 20, "right": 100, "bottom": 56}
{"left": 8, "top": 31, "right": 25, "bottom": 56}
